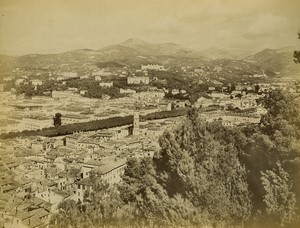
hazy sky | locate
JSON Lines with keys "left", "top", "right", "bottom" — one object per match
{"left": 0, "top": 0, "right": 299, "bottom": 55}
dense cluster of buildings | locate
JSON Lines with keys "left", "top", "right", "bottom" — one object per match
{"left": 0, "top": 110, "right": 180, "bottom": 227}
{"left": 0, "top": 61, "right": 299, "bottom": 228}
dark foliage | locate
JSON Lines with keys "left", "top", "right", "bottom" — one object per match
{"left": 53, "top": 113, "right": 62, "bottom": 126}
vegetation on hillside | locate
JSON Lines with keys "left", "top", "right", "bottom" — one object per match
{"left": 50, "top": 89, "right": 300, "bottom": 227}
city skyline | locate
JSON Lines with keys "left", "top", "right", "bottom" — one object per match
{"left": 0, "top": 0, "right": 299, "bottom": 55}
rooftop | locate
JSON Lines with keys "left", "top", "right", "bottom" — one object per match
{"left": 23, "top": 115, "right": 51, "bottom": 120}
{"left": 63, "top": 114, "right": 88, "bottom": 119}
{"left": 93, "top": 158, "right": 127, "bottom": 175}
{"left": 52, "top": 189, "right": 70, "bottom": 198}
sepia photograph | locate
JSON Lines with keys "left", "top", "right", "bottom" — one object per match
{"left": 0, "top": 0, "right": 300, "bottom": 227}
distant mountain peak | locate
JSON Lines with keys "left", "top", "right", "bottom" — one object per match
{"left": 118, "top": 38, "right": 189, "bottom": 56}
{"left": 121, "top": 38, "right": 151, "bottom": 46}
{"left": 260, "top": 48, "right": 274, "bottom": 53}
{"left": 162, "top": 42, "right": 178, "bottom": 45}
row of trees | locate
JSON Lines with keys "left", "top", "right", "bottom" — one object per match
{"left": 0, "top": 115, "right": 133, "bottom": 139}
{"left": 50, "top": 89, "right": 300, "bottom": 227}
{"left": 0, "top": 109, "right": 188, "bottom": 139}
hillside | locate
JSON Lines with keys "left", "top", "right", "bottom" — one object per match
{"left": 246, "top": 47, "right": 299, "bottom": 77}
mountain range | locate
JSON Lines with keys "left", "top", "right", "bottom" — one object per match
{"left": 0, "top": 38, "right": 298, "bottom": 78}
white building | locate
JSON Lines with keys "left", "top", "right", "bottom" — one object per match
{"left": 171, "top": 89, "right": 180, "bottom": 95}
{"left": 95, "top": 159, "right": 126, "bottom": 184}
{"left": 127, "top": 76, "right": 149, "bottom": 85}
{"left": 75, "top": 158, "right": 126, "bottom": 202}
{"left": 61, "top": 115, "right": 90, "bottom": 125}
{"left": 99, "top": 82, "right": 113, "bottom": 88}
{"left": 15, "top": 79, "right": 24, "bottom": 86}
{"left": 80, "top": 75, "right": 89, "bottom": 79}
{"left": 61, "top": 72, "right": 78, "bottom": 79}
{"left": 95, "top": 75, "right": 102, "bottom": 81}
{"left": 35, "top": 189, "right": 70, "bottom": 211}
{"left": 120, "top": 88, "right": 137, "bottom": 94}
{"left": 22, "top": 116, "right": 53, "bottom": 131}
{"left": 80, "top": 90, "right": 88, "bottom": 96}
{"left": 0, "top": 119, "right": 21, "bottom": 134}
{"left": 65, "top": 134, "right": 81, "bottom": 149}
{"left": 194, "top": 97, "right": 215, "bottom": 108}
{"left": 92, "top": 70, "right": 113, "bottom": 77}
{"left": 31, "top": 79, "right": 43, "bottom": 86}
{"left": 141, "top": 64, "right": 166, "bottom": 71}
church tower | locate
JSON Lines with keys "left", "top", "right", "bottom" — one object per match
{"left": 133, "top": 112, "right": 140, "bottom": 136}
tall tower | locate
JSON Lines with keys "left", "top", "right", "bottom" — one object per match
{"left": 133, "top": 112, "right": 140, "bottom": 136}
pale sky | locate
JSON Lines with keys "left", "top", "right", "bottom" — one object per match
{"left": 0, "top": 0, "right": 299, "bottom": 55}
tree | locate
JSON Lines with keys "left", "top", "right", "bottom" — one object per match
{"left": 242, "top": 89, "right": 300, "bottom": 226}
{"left": 50, "top": 199, "right": 82, "bottom": 228}
{"left": 260, "top": 164, "right": 297, "bottom": 226}
{"left": 53, "top": 113, "right": 62, "bottom": 126}
{"left": 119, "top": 157, "right": 171, "bottom": 225}
{"left": 16, "top": 83, "right": 35, "bottom": 97}
{"left": 152, "top": 115, "right": 252, "bottom": 225}
{"left": 294, "top": 32, "right": 300, "bottom": 63}
{"left": 119, "top": 156, "right": 214, "bottom": 226}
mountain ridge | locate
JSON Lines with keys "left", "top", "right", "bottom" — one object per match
{"left": 0, "top": 38, "right": 295, "bottom": 59}
{"left": 0, "top": 38, "right": 297, "bottom": 79}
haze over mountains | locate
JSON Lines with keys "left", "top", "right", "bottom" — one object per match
{"left": 0, "top": 38, "right": 298, "bottom": 78}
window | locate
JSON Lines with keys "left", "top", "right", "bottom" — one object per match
{"left": 77, "top": 185, "right": 80, "bottom": 189}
